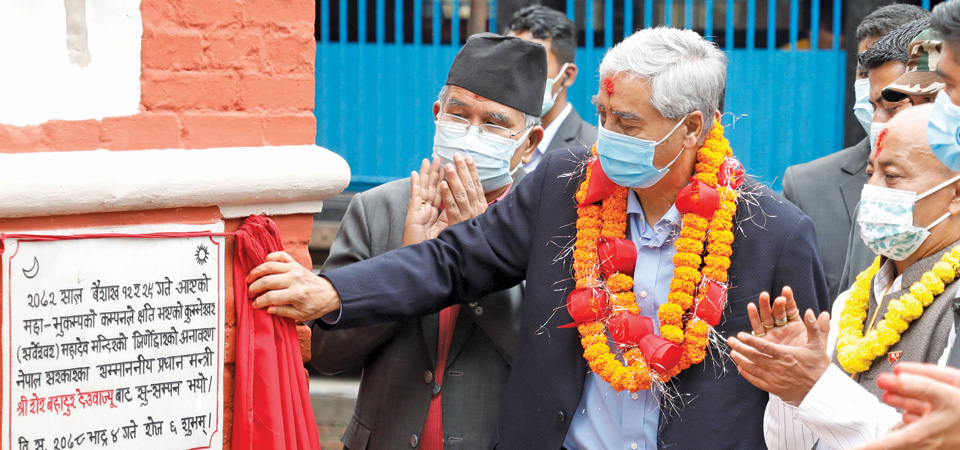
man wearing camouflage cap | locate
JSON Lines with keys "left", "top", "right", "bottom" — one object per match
{"left": 882, "top": 28, "right": 947, "bottom": 105}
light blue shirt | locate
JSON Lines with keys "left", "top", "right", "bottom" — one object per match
{"left": 562, "top": 190, "right": 682, "bottom": 450}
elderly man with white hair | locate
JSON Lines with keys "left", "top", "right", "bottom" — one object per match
{"left": 247, "top": 28, "right": 829, "bottom": 449}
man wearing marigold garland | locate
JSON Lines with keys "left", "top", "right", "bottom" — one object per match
{"left": 854, "top": 5, "right": 960, "bottom": 449}
{"left": 728, "top": 104, "right": 960, "bottom": 450}
{"left": 247, "top": 27, "right": 829, "bottom": 450}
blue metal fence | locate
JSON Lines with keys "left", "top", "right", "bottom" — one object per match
{"left": 316, "top": 0, "right": 849, "bottom": 192}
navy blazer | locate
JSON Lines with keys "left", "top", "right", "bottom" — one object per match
{"left": 324, "top": 148, "right": 830, "bottom": 450}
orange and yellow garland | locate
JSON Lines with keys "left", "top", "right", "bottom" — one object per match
{"left": 574, "top": 119, "right": 738, "bottom": 391}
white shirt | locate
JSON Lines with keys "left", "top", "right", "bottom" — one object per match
{"left": 763, "top": 259, "right": 958, "bottom": 449}
{"left": 523, "top": 102, "right": 572, "bottom": 172}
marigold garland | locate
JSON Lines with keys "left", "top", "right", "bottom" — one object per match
{"left": 836, "top": 247, "right": 960, "bottom": 374}
{"left": 573, "top": 119, "right": 738, "bottom": 391}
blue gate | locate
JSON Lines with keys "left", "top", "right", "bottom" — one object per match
{"left": 316, "top": 0, "right": 850, "bottom": 192}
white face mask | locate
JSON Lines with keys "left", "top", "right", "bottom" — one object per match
{"left": 928, "top": 90, "right": 960, "bottom": 171}
{"left": 858, "top": 174, "right": 960, "bottom": 260}
{"left": 595, "top": 114, "right": 689, "bottom": 189}
{"left": 432, "top": 119, "right": 530, "bottom": 193}
{"left": 540, "top": 63, "right": 570, "bottom": 116}
{"left": 853, "top": 78, "right": 874, "bottom": 135}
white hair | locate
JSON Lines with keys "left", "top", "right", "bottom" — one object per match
{"left": 599, "top": 27, "right": 727, "bottom": 123}
{"left": 437, "top": 86, "right": 541, "bottom": 128}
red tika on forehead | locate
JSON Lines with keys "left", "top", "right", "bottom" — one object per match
{"left": 603, "top": 77, "right": 615, "bottom": 95}
{"left": 874, "top": 127, "right": 890, "bottom": 157}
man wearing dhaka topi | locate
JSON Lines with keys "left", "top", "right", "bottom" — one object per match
{"left": 248, "top": 28, "right": 829, "bottom": 449}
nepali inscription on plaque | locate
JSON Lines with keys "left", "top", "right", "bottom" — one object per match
{"left": 2, "top": 224, "right": 226, "bottom": 450}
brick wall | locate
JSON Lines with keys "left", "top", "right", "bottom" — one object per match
{"left": 0, "top": 0, "right": 317, "bottom": 152}
{"left": 0, "top": 1, "right": 321, "bottom": 449}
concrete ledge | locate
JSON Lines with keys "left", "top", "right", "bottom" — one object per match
{"left": 0, "top": 145, "right": 350, "bottom": 219}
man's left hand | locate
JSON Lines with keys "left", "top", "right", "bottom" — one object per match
{"left": 728, "top": 286, "right": 831, "bottom": 405}
{"left": 438, "top": 153, "right": 488, "bottom": 226}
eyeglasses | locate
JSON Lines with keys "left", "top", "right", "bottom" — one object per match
{"left": 436, "top": 113, "right": 531, "bottom": 142}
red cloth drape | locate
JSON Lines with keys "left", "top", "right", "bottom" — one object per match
{"left": 232, "top": 215, "right": 321, "bottom": 450}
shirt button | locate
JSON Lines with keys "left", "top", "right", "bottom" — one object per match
{"left": 410, "top": 434, "right": 419, "bottom": 447}
{"left": 474, "top": 306, "right": 484, "bottom": 315}
{"left": 632, "top": 393, "right": 639, "bottom": 400}
{"left": 640, "top": 291, "right": 648, "bottom": 298}
{"left": 557, "top": 411, "right": 565, "bottom": 423}
{"left": 631, "top": 443, "right": 638, "bottom": 450}
{"left": 424, "top": 371, "right": 433, "bottom": 384}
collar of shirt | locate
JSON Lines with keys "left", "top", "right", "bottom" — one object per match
{"left": 537, "top": 102, "right": 573, "bottom": 154}
{"left": 627, "top": 189, "right": 682, "bottom": 248}
{"left": 871, "top": 258, "right": 901, "bottom": 305}
{"left": 491, "top": 182, "right": 512, "bottom": 205}
{"left": 524, "top": 103, "right": 574, "bottom": 173}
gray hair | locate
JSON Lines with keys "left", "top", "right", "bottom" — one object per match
{"left": 599, "top": 27, "right": 726, "bottom": 125}
{"left": 437, "top": 85, "right": 541, "bottom": 128}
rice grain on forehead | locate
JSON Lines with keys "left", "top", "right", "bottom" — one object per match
{"left": 599, "top": 27, "right": 727, "bottom": 121}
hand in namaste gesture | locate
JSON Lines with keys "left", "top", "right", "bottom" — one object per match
{"left": 402, "top": 153, "right": 488, "bottom": 247}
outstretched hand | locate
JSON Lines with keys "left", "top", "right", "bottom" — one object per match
{"left": 246, "top": 251, "right": 341, "bottom": 322}
{"left": 727, "top": 286, "right": 831, "bottom": 405}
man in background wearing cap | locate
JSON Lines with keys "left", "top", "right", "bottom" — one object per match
{"left": 852, "top": 3, "right": 960, "bottom": 449}
{"left": 836, "top": 17, "right": 942, "bottom": 294}
{"left": 309, "top": 33, "right": 544, "bottom": 450}
{"left": 781, "top": 5, "right": 929, "bottom": 301}
{"left": 249, "top": 27, "right": 827, "bottom": 449}
{"left": 506, "top": 5, "right": 597, "bottom": 172}
{"left": 881, "top": 28, "right": 946, "bottom": 107}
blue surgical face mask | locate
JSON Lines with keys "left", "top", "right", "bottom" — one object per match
{"left": 853, "top": 78, "right": 874, "bottom": 135}
{"left": 541, "top": 63, "right": 570, "bottom": 117}
{"left": 858, "top": 174, "right": 960, "bottom": 261}
{"left": 928, "top": 90, "right": 960, "bottom": 171}
{"left": 595, "top": 114, "right": 690, "bottom": 189}
{"left": 870, "top": 121, "right": 885, "bottom": 152}
{"left": 432, "top": 120, "right": 530, "bottom": 193}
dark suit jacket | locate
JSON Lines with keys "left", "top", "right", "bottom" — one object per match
{"left": 544, "top": 105, "right": 597, "bottom": 153}
{"left": 323, "top": 148, "right": 830, "bottom": 450}
{"left": 782, "top": 137, "right": 873, "bottom": 300}
{"left": 311, "top": 177, "right": 523, "bottom": 450}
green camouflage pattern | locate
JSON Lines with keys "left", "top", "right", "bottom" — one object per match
{"left": 883, "top": 28, "right": 945, "bottom": 99}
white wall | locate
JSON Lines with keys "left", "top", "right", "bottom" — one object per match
{"left": 0, "top": 0, "right": 142, "bottom": 126}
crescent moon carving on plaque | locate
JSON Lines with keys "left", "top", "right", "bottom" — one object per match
{"left": 22, "top": 257, "right": 39, "bottom": 279}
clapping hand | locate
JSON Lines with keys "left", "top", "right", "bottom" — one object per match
{"left": 727, "top": 286, "right": 832, "bottom": 405}
{"left": 848, "top": 362, "right": 960, "bottom": 450}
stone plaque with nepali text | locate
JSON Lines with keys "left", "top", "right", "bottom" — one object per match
{"left": 1, "top": 224, "right": 225, "bottom": 450}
